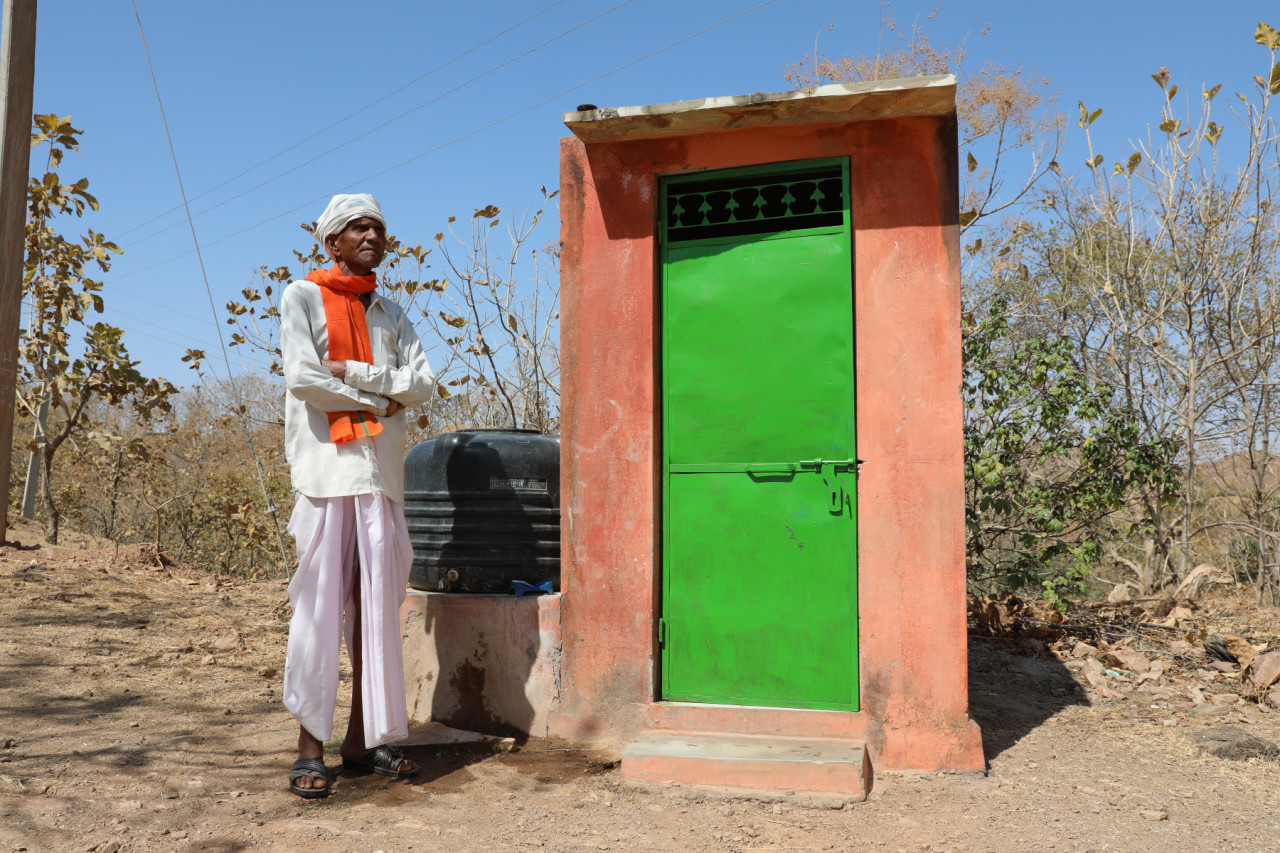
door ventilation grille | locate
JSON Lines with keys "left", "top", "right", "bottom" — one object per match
{"left": 666, "top": 166, "right": 844, "bottom": 242}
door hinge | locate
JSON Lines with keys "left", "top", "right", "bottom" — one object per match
{"left": 657, "top": 618, "right": 668, "bottom": 646}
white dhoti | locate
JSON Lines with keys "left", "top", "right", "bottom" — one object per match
{"left": 282, "top": 492, "right": 412, "bottom": 747}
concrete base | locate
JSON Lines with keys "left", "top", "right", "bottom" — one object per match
{"left": 643, "top": 702, "right": 867, "bottom": 739}
{"left": 400, "top": 591, "right": 562, "bottom": 738}
{"left": 623, "top": 732, "right": 870, "bottom": 797}
{"left": 623, "top": 702, "right": 872, "bottom": 796}
{"left": 401, "top": 720, "right": 516, "bottom": 752}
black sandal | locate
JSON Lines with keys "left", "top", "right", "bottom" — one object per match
{"left": 289, "top": 757, "right": 330, "bottom": 799}
{"left": 341, "top": 744, "right": 418, "bottom": 779}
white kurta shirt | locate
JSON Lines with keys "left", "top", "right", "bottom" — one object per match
{"left": 281, "top": 279, "right": 436, "bottom": 501}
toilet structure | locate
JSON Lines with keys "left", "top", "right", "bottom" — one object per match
{"left": 401, "top": 75, "right": 985, "bottom": 797}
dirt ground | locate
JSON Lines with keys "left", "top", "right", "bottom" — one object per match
{"left": 3, "top": 532, "right": 1280, "bottom": 853}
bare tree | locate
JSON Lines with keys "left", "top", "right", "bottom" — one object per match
{"left": 204, "top": 189, "right": 561, "bottom": 440}
{"left": 1034, "top": 24, "right": 1280, "bottom": 596}
{"left": 426, "top": 190, "right": 561, "bottom": 434}
{"left": 782, "top": 11, "right": 1064, "bottom": 251}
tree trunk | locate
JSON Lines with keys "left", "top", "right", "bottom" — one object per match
{"left": 40, "top": 444, "right": 57, "bottom": 545}
{"left": 1141, "top": 532, "right": 1159, "bottom": 594}
{"left": 1180, "top": 356, "right": 1195, "bottom": 582}
{"left": 1260, "top": 386, "right": 1274, "bottom": 604}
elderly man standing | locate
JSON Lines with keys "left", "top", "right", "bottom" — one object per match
{"left": 279, "top": 193, "right": 435, "bottom": 798}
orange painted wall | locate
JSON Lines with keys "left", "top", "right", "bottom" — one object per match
{"left": 556, "top": 115, "right": 983, "bottom": 771}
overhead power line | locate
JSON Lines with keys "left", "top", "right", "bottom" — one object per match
{"left": 121, "top": 0, "right": 633, "bottom": 250}
{"left": 131, "top": 0, "right": 289, "bottom": 568}
{"left": 115, "top": 0, "right": 570, "bottom": 240}
{"left": 109, "top": 2, "right": 609, "bottom": 352}
{"left": 109, "top": 286, "right": 220, "bottom": 326}
{"left": 106, "top": 305, "right": 218, "bottom": 350}
{"left": 109, "top": 0, "right": 778, "bottom": 285}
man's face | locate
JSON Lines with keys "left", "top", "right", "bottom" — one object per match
{"left": 326, "top": 216, "right": 386, "bottom": 275}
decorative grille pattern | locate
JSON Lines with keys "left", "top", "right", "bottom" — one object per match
{"left": 665, "top": 165, "right": 845, "bottom": 242}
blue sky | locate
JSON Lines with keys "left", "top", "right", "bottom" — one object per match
{"left": 30, "top": 1, "right": 1278, "bottom": 383}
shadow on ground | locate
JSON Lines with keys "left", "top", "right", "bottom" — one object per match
{"left": 968, "top": 638, "right": 1090, "bottom": 765}
{"left": 315, "top": 742, "right": 617, "bottom": 807}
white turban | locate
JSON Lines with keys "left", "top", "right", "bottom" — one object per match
{"left": 314, "top": 193, "right": 385, "bottom": 245}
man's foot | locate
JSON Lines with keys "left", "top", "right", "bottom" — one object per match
{"left": 289, "top": 757, "right": 330, "bottom": 798}
{"left": 340, "top": 744, "right": 419, "bottom": 779}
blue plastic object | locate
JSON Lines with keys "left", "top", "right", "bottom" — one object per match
{"left": 510, "top": 580, "right": 553, "bottom": 597}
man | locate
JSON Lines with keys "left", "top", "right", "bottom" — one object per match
{"left": 279, "top": 193, "right": 436, "bottom": 798}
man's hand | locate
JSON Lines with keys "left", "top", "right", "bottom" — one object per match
{"left": 323, "top": 359, "right": 401, "bottom": 415}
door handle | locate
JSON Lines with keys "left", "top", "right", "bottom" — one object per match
{"left": 740, "top": 459, "right": 857, "bottom": 473}
{"left": 798, "top": 459, "right": 859, "bottom": 472}
{"left": 739, "top": 459, "right": 852, "bottom": 514}
{"left": 745, "top": 462, "right": 798, "bottom": 474}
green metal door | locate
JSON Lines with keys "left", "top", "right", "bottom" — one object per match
{"left": 661, "top": 159, "right": 857, "bottom": 711}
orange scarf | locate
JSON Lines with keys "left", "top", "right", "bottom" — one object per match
{"left": 306, "top": 264, "right": 384, "bottom": 444}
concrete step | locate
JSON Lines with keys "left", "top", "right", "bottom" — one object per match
{"left": 643, "top": 701, "right": 866, "bottom": 740}
{"left": 622, "top": 731, "right": 871, "bottom": 797}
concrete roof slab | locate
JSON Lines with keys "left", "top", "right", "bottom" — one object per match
{"left": 563, "top": 75, "right": 956, "bottom": 144}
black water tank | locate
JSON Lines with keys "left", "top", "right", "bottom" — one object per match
{"left": 404, "top": 428, "right": 560, "bottom": 593}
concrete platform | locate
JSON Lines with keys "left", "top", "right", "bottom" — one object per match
{"left": 643, "top": 702, "right": 866, "bottom": 740}
{"left": 622, "top": 732, "right": 871, "bottom": 797}
{"left": 401, "top": 591, "right": 562, "bottom": 738}
{"left": 400, "top": 720, "right": 517, "bottom": 751}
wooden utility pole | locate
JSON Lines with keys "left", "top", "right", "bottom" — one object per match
{"left": 0, "top": 0, "right": 36, "bottom": 542}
